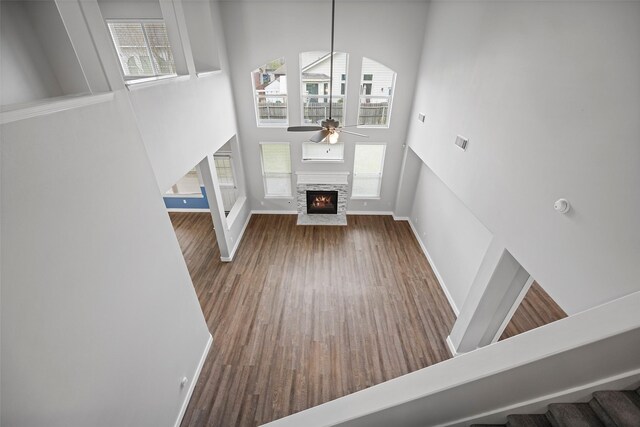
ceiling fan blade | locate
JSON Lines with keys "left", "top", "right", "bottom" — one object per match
{"left": 310, "top": 129, "right": 330, "bottom": 143}
{"left": 287, "top": 126, "right": 324, "bottom": 132}
{"left": 339, "top": 129, "right": 369, "bottom": 138}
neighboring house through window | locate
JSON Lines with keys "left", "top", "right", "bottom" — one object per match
{"left": 352, "top": 143, "right": 386, "bottom": 198}
{"left": 260, "top": 143, "right": 292, "bottom": 197}
{"left": 107, "top": 20, "right": 176, "bottom": 79}
{"left": 300, "top": 51, "right": 348, "bottom": 125}
{"left": 358, "top": 58, "right": 396, "bottom": 127}
{"left": 251, "top": 58, "right": 288, "bottom": 126}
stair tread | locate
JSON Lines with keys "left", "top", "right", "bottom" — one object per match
{"left": 548, "top": 403, "right": 604, "bottom": 427}
{"left": 507, "top": 413, "right": 552, "bottom": 427}
{"left": 592, "top": 391, "right": 640, "bottom": 427}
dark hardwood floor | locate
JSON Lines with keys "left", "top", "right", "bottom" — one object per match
{"left": 500, "top": 281, "right": 568, "bottom": 341}
{"left": 171, "top": 213, "right": 456, "bottom": 427}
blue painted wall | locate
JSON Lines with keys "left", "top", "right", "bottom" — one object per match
{"left": 163, "top": 186, "right": 210, "bottom": 209}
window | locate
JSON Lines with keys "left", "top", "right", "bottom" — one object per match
{"left": 251, "top": 58, "right": 287, "bottom": 126}
{"left": 302, "top": 142, "right": 344, "bottom": 162}
{"left": 214, "top": 154, "right": 238, "bottom": 213}
{"left": 300, "top": 51, "right": 348, "bottom": 125}
{"left": 214, "top": 156, "right": 235, "bottom": 187}
{"left": 357, "top": 58, "right": 396, "bottom": 127}
{"left": 260, "top": 143, "right": 292, "bottom": 197}
{"left": 352, "top": 144, "right": 386, "bottom": 198}
{"left": 107, "top": 21, "right": 176, "bottom": 79}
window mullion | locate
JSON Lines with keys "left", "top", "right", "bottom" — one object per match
{"left": 140, "top": 24, "right": 158, "bottom": 76}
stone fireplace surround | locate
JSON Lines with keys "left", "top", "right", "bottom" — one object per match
{"left": 296, "top": 172, "right": 349, "bottom": 226}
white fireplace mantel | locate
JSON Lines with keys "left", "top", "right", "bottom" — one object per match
{"left": 295, "top": 171, "right": 350, "bottom": 185}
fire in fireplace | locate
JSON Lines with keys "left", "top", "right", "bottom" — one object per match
{"left": 306, "top": 191, "right": 338, "bottom": 215}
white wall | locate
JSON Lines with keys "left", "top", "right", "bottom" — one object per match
{"left": 219, "top": 1, "right": 429, "bottom": 213}
{"left": 0, "top": 93, "right": 211, "bottom": 427}
{"left": 410, "top": 156, "right": 493, "bottom": 313}
{"left": 97, "top": 0, "right": 163, "bottom": 20}
{"left": 128, "top": 75, "right": 238, "bottom": 193}
{"left": 182, "top": 0, "right": 220, "bottom": 72}
{"left": 26, "top": 1, "right": 90, "bottom": 98}
{"left": 0, "top": 1, "right": 63, "bottom": 105}
{"left": 406, "top": 0, "right": 640, "bottom": 314}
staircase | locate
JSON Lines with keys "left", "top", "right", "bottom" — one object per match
{"left": 472, "top": 388, "right": 640, "bottom": 426}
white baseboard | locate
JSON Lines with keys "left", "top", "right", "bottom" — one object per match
{"left": 167, "top": 208, "right": 210, "bottom": 213}
{"left": 346, "top": 210, "right": 394, "bottom": 216}
{"left": 406, "top": 219, "right": 460, "bottom": 316}
{"left": 392, "top": 215, "right": 411, "bottom": 221}
{"left": 251, "top": 210, "right": 297, "bottom": 215}
{"left": 174, "top": 334, "right": 213, "bottom": 427}
{"left": 220, "top": 212, "right": 252, "bottom": 262}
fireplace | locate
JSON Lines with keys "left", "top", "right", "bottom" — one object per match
{"left": 306, "top": 190, "right": 338, "bottom": 215}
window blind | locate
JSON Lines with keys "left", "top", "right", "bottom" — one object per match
{"left": 352, "top": 144, "right": 386, "bottom": 198}
{"left": 260, "top": 144, "right": 292, "bottom": 197}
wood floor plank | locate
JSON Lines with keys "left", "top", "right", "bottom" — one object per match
{"left": 500, "top": 281, "right": 568, "bottom": 341}
{"left": 173, "top": 213, "right": 456, "bottom": 427}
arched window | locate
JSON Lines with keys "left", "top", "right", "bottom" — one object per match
{"left": 357, "top": 58, "right": 396, "bottom": 127}
{"left": 300, "top": 51, "right": 348, "bottom": 125}
{"left": 251, "top": 58, "right": 288, "bottom": 126}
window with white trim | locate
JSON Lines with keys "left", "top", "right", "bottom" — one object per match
{"left": 302, "top": 142, "right": 344, "bottom": 162}
{"left": 107, "top": 21, "right": 176, "bottom": 79}
{"left": 214, "top": 154, "right": 239, "bottom": 213}
{"left": 214, "top": 156, "right": 235, "bottom": 187}
{"left": 260, "top": 143, "right": 292, "bottom": 197}
{"left": 251, "top": 58, "right": 287, "bottom": 126}
{"left": 300, "top": 51, "right": 348, "bottom": 125}
{"left": 352, "top": 144, "right": 386, "bottom": 198}
{"left": 357, "top": 58, "right": 396, "bottom": 127}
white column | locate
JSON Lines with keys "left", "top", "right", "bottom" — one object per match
{"left": 448, "top": 239, "right": 532, "bottom": 355}
{"left": 55, "top": 0, "right": 118, "bottom": 93}
{"left": 159, "top": 0, "right": 192, "bottom": 77}
{"left": 198, "top": 155, "right": 231, "bottom": 261}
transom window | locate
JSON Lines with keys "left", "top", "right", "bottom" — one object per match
{"left": 251, "top": 58, "right": 288, "bottom": 126}
{"left": 107, "top": 20, "right": 176, "bottom": 79}
{"left": 357, "top": 58, "right": 396, "bottom": 127}
{"left": 300, "top": 51, "right": 348, "bottom": 125}
{"left": 302, "top": 142, "right": 344, "bottom": 162}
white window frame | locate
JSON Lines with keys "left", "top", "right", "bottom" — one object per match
{"left": 106, "top": 19, "right": 177, "bottom": 82}
{"left": 351, "top": 143, "right": 387, "bottom": 200}
{"left": 251, "top": 59, "right": 288, "bottom": 128}
{"left": 357, "top": 58, "right": 397, "bottom": 129}
{"left": 301, "top": 142, "right": 344, "bottom": 163}
{"left": 259, "top": 142, "right": 293, "bottom": 198}
{"left": 213, "top": 153, "right": 237, "bottom": 189}
{"left": 299, "top": 52, "right": 348, "bottom": 126}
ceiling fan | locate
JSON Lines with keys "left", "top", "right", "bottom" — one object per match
{"left": 287, "top": 0, "right": 367, "bottom": 144}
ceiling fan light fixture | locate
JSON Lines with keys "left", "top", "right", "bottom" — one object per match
{"left": 285, "top": 0, "right": 368, "bottom": 142}
{"left": 327, "top": 131, "right": 340, "bottom": 144}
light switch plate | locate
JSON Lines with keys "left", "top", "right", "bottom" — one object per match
{"left": 418, "top": 113, "right": 426, "bottom": 122}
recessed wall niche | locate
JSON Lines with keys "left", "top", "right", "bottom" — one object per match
{"left": 0, "top": 1, "right": 90, "bottom": 107}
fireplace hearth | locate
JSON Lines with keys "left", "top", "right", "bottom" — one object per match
{"left": 306, "top": 191, "right": 338, "bottom": 215}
